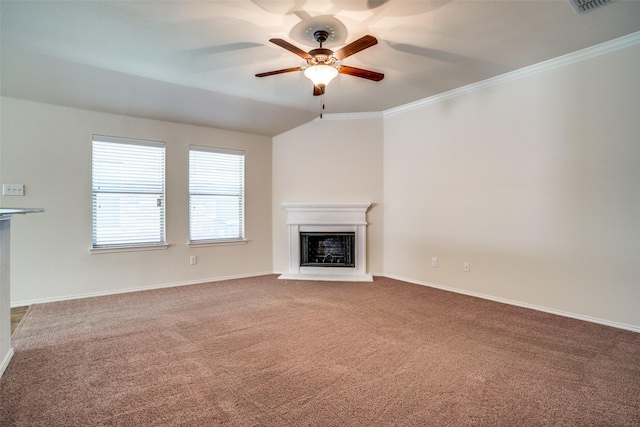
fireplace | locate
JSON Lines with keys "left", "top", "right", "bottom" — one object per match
{"left": 280, "top": 203, "right": 372, "bottom": 282}
{"left": 300, "top": 232, "right": 355, "bottom": 267}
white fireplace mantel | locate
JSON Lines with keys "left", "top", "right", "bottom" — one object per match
{"left": 280, "top": 203, "right": 373, "bottom": 282}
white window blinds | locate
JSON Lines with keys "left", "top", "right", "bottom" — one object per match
{"left": 92, "top": 135, "right": 166, "bottom": 248}
{"left": 189, "top": 146, "right": 245, "bottom": 243}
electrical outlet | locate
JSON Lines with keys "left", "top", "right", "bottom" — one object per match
{"left": 432, "top": 257, "right": 438, "bottom": 268}
{"left": 190, "top": 255, "right": 197, "bottom": 265}
{"left": 2, "top": 184, "right": 24, "bottom": 196}
{"left": 464, "top": 262, "right": 470, "bottom": 272}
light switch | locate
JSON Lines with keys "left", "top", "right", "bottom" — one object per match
{"left": 2, "top": 184, "right": 24, "bottom": 196}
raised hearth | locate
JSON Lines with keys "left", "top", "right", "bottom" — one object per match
{"left": 280, "top": 203, "right": 372, "bottom": 282}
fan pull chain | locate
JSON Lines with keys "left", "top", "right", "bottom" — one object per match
{"left": 320, "top": 92, "right": 325, "bottom": 119}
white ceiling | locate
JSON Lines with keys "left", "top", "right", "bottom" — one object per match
{"left": 2, "top": 0, "right": 640, "bottom": 136}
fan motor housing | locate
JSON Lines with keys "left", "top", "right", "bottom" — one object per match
{"left": 308, "top": 48, "right": 335, "bottom": 65}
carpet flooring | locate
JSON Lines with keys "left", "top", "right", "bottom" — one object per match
{"left": 1, "top": 275, "right": 639, "bottom": 426}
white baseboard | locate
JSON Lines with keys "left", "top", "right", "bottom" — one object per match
{"left": 10, "top": 271, "right": 274, "bottom": 307}
{"left": 11, "top": 271, "right": 639, "bottom": 334}
{"left": 0, "top": 348, "right": 14, "bottom": 378}
{"left": 382, "top": 273, "right": 640, "bottom": 334}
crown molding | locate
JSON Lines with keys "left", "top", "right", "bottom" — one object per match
{"left": 384, "top": 31, "right": 640, "bottom": 117}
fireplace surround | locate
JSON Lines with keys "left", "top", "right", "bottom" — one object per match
{"left": 279, "top": 203, "right": 372, "bottom": 282}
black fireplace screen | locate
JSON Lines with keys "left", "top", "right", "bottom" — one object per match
{"left": 300, "top": 232, "right": 355, "bottom": 268}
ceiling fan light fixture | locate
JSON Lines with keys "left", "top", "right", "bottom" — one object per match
{"left": 304, "top": 64, "right": 338, "bottom": 88}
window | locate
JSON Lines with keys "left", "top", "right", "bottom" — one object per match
{"left": 92, "top": 135, "right": 166, "bottom": 250}
{"left": 189, "top": 146, "right": 245, "bottom": 243}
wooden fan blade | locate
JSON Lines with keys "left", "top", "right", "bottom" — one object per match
{"left": 255, "top": 67, "right": 303, "bottom": 77}
{"left": 313, "top": 85, "right": 325, "bottom": 96}
{"left": 338, "top": 65, "right": 384, "bottom": 81}
{"left": 333, "top": 35, "right": 378, "bottom": 60}
{"left": 269, "top": 38, "right": 312, "bottom": 59}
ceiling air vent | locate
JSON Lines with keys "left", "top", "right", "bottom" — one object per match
{"left": 570, "top": 0, "right": 615, "bottom": 13}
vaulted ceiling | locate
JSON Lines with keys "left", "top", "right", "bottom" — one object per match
{"left": 2, "top": 0, "right": 640, "bottom": 136}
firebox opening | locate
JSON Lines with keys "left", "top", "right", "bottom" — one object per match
{"left": 300, "top": 232, "right": 355, "bottom": 268}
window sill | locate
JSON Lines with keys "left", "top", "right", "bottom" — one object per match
{"left": 188, "top": 239, "right": 247, "bottom": 248}
{"left": 90, "top": 244, "right": 170, "bottom": 254}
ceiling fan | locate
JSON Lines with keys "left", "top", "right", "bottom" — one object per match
{"left": 255, "top": 30, "right": 384, "bottom": 96}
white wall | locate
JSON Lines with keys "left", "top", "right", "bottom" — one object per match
{"left": 272, "top": 117, "right": 384, "bottom": 275}
{"left": 0, "top": 98, "right": 273, "bottom": 304}
{"left": 383, "top": 44, "right": 640, "bottom": 329}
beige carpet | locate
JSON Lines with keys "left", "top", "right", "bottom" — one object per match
{"left": 1, "top": 275, "right": 639, "bottom": 426}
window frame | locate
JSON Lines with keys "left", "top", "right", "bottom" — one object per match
{"left": 188, "top": 145, "right": 246, "bottom": 246}
{"left": 90, "top": 135, "right": 168, "bottom": 254}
